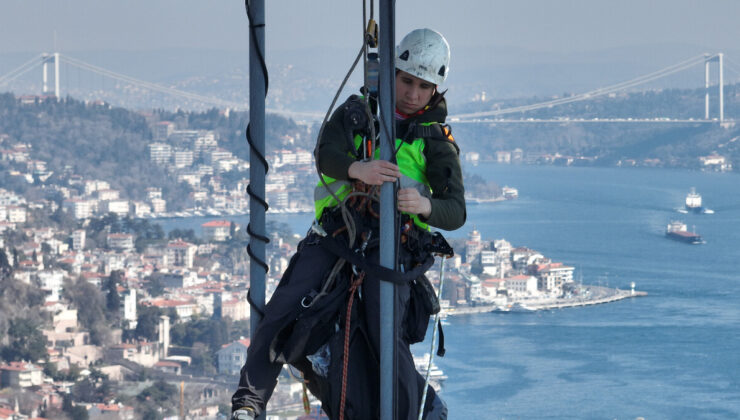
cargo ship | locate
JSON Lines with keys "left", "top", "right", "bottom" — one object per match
{"left": 665, "top": 221, "right": 704, "bottom": 244}
{"left": 682, "top": 188, "right": 714, "bottom": 214}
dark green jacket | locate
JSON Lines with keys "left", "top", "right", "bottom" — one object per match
{"left": 316, "top": 95, "right": 466, "bottom": 231}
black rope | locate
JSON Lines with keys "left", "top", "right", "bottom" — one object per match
{"left": 245, "top": 0, "right": 270, "bottom": 273}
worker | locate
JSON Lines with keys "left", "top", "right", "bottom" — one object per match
{"left": 232, "top": 28, "right": 465, "bottom": 420}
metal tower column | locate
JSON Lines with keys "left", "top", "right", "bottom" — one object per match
{"left": 704, "top": 55, "right": 710, "bottom": 120}
{"left": 378, "top": 1, "right": 397, "bottom": 419}
{"left": 42, "top": 54, "right": 49, "bottom": 94}
{"left": 54, "top": 52, "right": 60, "bottom": 98}
{"left": 719, "top": 53, "right": 724, "bottom": 122}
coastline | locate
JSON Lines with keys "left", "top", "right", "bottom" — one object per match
{"left": 447, "top": 285, "right": 647, "bottom": 315}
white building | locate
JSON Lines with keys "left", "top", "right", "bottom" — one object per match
{"left": 123, "top": 289, "right": 137, "bottom": 329}
{"left": 202, "top": 220, "right": 231, "bottom": 242}
{"left": 102, "top": 200, "right": 130, "bottom": 216}
{"left": 63, "top": 199, "right": 94, "bottom": 219}
{"left": 149, "top": 142, "right": 172, "bottom": 164}
{"left": 107, "top": 233, "right": 134, "bottom": 251}
{"left": 166, "top": 240, "right": 197, "bottom": 269}
{"left": 505, "top": 274, "right": 539, "bottom": 297}
{"left": 174, "top": 149, "right": 194, "bottom": 168}
{"left": 72, "top": 229, "right": 86, "bottom": 251}
{"left": 5, "top": 205, "right": 26, "bottom": 223}
{"left": 150, "top": 197, "right": 167, "bottom": 213}
{"left": 535, "top": 263, "right": 575, "bottom": 296}
{"left": 84, "top": 180, "right": 111, "bottom": 196}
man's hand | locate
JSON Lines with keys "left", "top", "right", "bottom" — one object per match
{"left": 397, "top": 188, "right": 432, "bottom": 218}
{"left": 348, "top": 160, "right": 401, "bottom": 185}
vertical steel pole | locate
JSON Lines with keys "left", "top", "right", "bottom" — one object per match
{"left": 247, "top": 2, "right": 267, "bottom": 418}
{"left": 378, "top": 1, "right": 396, "bottom": 419}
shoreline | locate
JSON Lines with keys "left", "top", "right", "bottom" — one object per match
{"left": 447, "top": 285, "right": 647, "bottom": 315}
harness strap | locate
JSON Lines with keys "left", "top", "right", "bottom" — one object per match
{"left": 413, "top": 123, "right": 460, "bottom": 154}
{"left": 319, "top": 235, "right": 435, "bottom": 285}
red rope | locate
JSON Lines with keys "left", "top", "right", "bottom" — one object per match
{"left": 338, "top": 271, "right": 365, "bottom": 420}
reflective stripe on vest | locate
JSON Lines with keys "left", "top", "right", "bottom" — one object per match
{"left": 314, "top": 125, "right": 436, "bottom": 230}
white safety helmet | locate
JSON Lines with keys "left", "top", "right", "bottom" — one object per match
{"left": 396, "top": 28, "right": 450, "bottom": 86}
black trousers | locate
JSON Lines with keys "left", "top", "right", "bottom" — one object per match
{"left": 231, "top": 232, "right": 440, "bottom": 419}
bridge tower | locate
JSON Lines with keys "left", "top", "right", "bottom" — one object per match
{"left": 704, "top": 53, "right": 724, "bottom": 122}
{"left": 41, "top": 53, "right": 60, "bottom": 99}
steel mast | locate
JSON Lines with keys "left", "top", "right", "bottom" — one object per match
{"left": 378, "top": 1, "right": 397, "bottom": 419}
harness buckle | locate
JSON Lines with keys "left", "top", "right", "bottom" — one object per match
{"left": 310, "top": 219, "right": 328, "bottom": 237}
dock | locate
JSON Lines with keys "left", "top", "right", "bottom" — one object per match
{"left": 447, "top": 285, "right": 647, "bottom": 315}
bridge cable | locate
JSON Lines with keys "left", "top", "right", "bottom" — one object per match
{"left": 453, "top": 54, "right": 708, "bottom": 119}
{"left": 0, "top": 54, "right": 43, "bottom": 86}
{"left": 59, "top": 54, "right": 243, "bottom": 109}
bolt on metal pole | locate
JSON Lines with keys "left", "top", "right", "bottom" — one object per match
{"left": 378, "top": 1, "right": 396, "bottom": 419}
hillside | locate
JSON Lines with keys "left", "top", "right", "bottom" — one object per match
{"left": 452, "top": 83, "right": 740, "bottom": 168}
{"left": 0, "top": 93, "right": 311, "bottom": 208}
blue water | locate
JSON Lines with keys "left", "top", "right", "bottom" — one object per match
{"left": 162, "top": 164, "right": 740, "bottom": 419}
{"left": 417, "top": 164, "right": 740, "bottom": 420}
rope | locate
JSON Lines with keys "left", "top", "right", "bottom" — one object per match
{"left": 244, "top": 0, "right": 270, "bottom": 274}
{"left": 338, "top": 271, "right": 366, "bottom": 420}
{"left": 418, "top": 255, "right": 448, "bottom": 420}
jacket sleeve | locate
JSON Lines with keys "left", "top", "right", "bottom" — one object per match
{"left": 421, "top": 136, "right": 466, "bottom": 231}
{"left": 316, "top": 105, "right": 356, "bottom": 180}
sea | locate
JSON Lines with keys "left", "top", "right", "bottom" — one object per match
{"left": 159, "top": 164, "right": 740, "bottom": 420}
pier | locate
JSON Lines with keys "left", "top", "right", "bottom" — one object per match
{"left": 448, "top": 285, "right": 647, "bottom": 315}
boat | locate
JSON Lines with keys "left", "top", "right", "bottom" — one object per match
{"left": 665, "top": 221, "right": 704, "bottom": 244}
{"left": 493, "top": 301, "right": 536, "bottom": 312}
{"left": 413, "top": 353, "right": 447, "bottom": 391}
{"left": 684, "top": 188, "right": 713, "bottom": 214}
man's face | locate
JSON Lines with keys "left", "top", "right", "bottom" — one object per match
{"left": 395, "top": 70, "right": 435, "bottom": 115}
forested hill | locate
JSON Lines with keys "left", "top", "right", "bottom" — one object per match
{"left": 452, "top": 83, "right": 740, "bottom": 169}
{"left": 0, "top": 93, "right": 311, "bottom": 207}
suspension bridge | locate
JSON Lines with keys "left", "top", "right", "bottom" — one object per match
{"left": 1, "top": 51, "right": 739, "bottom": 123}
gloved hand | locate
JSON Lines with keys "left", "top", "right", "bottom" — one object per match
{"left": 231, "top": 408, "right": 255, "bottom": 420}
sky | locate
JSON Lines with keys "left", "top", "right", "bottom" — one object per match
{"left": 2, "top": 0, "right": 740, "bottom": 108}
{"left": 2, "top": 0, "right": 739, "bottom": 54}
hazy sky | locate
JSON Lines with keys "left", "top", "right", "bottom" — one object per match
{"left": 2, "top": 0, "right": 739, "bottom": 54}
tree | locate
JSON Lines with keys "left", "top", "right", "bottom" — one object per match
{"left": 0, "top": 318, "right": 48, "bottom": 363}
{"left": 135, "top": 305, "right": 163, "bottom": 341}
{"left": 64, "top": 277, "right": 109, "bottom": 345}
{"left": 105, "top": 270, "right": 123, "bottom": 320}
{"left": 62, "top": 394, "right": 89, "bottom": 420}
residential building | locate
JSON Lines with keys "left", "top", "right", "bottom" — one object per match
{"left": 0, "top": 362, "right": 43, "bottom": 388}
{"left": 153, "top": 121, "right": 175, "bottom": 141}
{"left": 505, "top": 274, "right": 539, "bottom": 297}
{"left": 173, "top": 149, "right": 194, "bottom": 168}
{"left": 534, "top": 262, "right": 575, "bottom": 296}
{"left": 216, "top": 338, "right": 250, "bottom": 375}
{"left": 107, "top": 233, "right": 134, "bottom": 251}
{"left": 72, "top": 229, "right": 86, "bottom": 251}
{"left": 166, "top": 240, "right": 197, "bottom": 268}
{"left": 202, "top": 220, "right": 231, "bottom": 242}
{"left": 149, "top": 142, "right": 172, "bottom": 164}
{"left": 63, "top": 199, "right": 93, "bottom": 219}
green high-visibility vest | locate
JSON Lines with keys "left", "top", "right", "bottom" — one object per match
{"left": 314, "top": 125, "right": 437, "bottom": 230}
